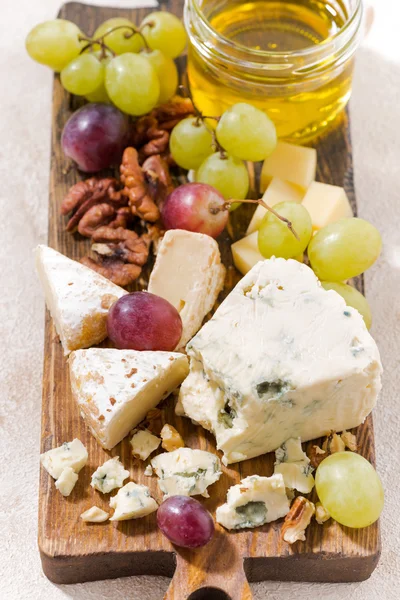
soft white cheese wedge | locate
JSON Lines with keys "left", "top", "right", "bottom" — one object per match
{"left": 179, "top": 258, "right": 382, "bottom": 465}
{"left": 35, "top": 245, "right": 127, "bottom": 355}
{"left": 80, "top": 506, "right": 110, "bottom": 523}
{"left": 55, "top": 467, "right": 79, "bottom": 497}
{"left": 151, "top": 447, "right": 222, "bottom": 498}
{"left": 69, "top": 348, "right": 189, "bottom": 449}
{"left": 274, "top": 438, "right": 315, "bottom": 494}
{"left": 109, "top": 482, "right": 158, "bottom": 521}
{"left": 91, "top": 457, "right": 130, "bottom": 493}
{"left": 148, "top": 230, "right": 226, "bottom": 351}
{"left": 216, "top": 474, "right": 290, "bottom": 530}
{"left": 40, "top": 439, "right": 88, "bottom": 479}
{"left": 130, "top": 429, "right": 161, "bottom": 461}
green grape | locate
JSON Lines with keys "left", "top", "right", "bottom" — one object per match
{"left": 143, "top": 49, "right": 178, "bottom": 104}
{"left": 105, "top": 53, "right": 160, "bottom": 116}
{"left": 216, "top": 103, "right": 277, "bottom": 162}
{"left": 141, "top": 12, "right": 187, "bottom": 59}
{"left": 83, "top": 51, "right": 111, "bottom": 102}
{"left": 26, "top": 19, "right": 83, "bottom": 72}
{"left": 197, "top": 153, "right": 249, "bottom": 200}
{"left": 316, "top": 452, "right": 384, "bottom": 528}
{"left": 93, "top": 18, "right": 143, "bottom": 55}
{"left": 170, "top": 118, "right": 213, "bottom": 170}
{"left": 321, "top": 282, "right": 372, "bottom": 329}
{"left": 258, "top": 202, "right": 312, "bottom": 259}
{"left": 61, "top": 54, "right": 104, "bottom": 95}
{"left": 308, "top": 218, "right": 382, "bottom": 281}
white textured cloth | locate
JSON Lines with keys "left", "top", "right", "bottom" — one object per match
{"left": 1, "top": 0, "right": 399, "bottom": 598}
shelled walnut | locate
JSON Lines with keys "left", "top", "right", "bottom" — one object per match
{"left": 281, "top": 496, "right": 315, "bottom": 544}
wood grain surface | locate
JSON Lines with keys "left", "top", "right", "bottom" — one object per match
{"left": 38, "top": 2, "right": 381, "bottom": 598}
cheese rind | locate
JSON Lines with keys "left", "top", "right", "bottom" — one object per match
{"left": 301, "top": 181, "right": 353, "bottom": 230}
{"left": 55, "top": 467, "right": 79, "bottom": 497}
{"left": 130, "top": 430, "right": 161, "bottom": 461}
{"left": 151, "top": 448, "right": 222, "bottom": 498}
{"left": 80, "top": 506, "right": 109, "bottom": 523}
{"left": 40, "top": 439, "right": 88, "bottom": 479}
{"left": 246, "top": 178, "right": 305, "bottom": 235}
{"left": 109, "top": 482, "right": 158, "bottom": 521}
{"left": 261, "top": 142, "right": 317, "bottom": 192}
{"left": 35, "top": 245, "right": 127, "bottom": 355}
{"left": 216, "top": 474, "right": 290, "bottom": 530}
{"left": 148, "top": 230, "right": 226, "bottom": 351}
{"left": 69, "top": 348, "right": 189, "bottom": 449}
{"left": 179, "top": 258, "right": 382, "bottom": 464}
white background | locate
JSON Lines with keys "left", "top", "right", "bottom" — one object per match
{"left": 1, "top": 0, "right": 399, "bottom": 598}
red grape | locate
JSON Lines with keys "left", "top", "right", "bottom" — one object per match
{"left": 61, "top": 103, "right": 130, "bottom": 172}
{"left": 161, "top": 183, "right": 228, "bottom": 238}
{"left": 157, "top": 496, "right": 215, "bottom": 548}
{"left": 107, "top": 292, "right": 182, "bottom": 351}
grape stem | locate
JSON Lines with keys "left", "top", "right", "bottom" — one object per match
{"left": 79, "top": 25, "right": 151, "bottom": 59}
{"left": 226, "top": 198, "right": 300, "bottom": 240}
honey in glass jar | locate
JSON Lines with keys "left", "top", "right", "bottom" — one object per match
{"left": 184, "top": 0, "right": 363, "bottom": 142}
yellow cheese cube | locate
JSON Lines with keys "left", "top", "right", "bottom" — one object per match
{"left": 246, "top": 178, "right": 305, "bottom": 235}
{"left": 301, "top": 181, "right": 353, "bottom": 230}
{"left": 261, "top": 142, "right": 317, "bottom": 192}
{"left": 231, "top": 232, "right": 263, "bottom": 275}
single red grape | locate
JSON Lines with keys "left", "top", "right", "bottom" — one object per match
{"left": 161, "top": 183, "right": 228, "bottom": 238}
{"left": 157, "top": 496, "right": 215, "bottom": 548}
{"left": 107, "top": 292, "right": 182, "bottom": 351}
{"left": 61, "top": 103, "right": 130, "bottom": 172}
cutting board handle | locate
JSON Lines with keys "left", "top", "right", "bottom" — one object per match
{"left": 163, "top": 532, "right": 252, "bottom": 600}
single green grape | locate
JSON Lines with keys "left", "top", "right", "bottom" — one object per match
{"left": 308, "top": 218, "right": 382, "bottom": 281}
{"left": 142, "top": 49, "right": 178, "bottom": 105}
{"left": 170, "top": 118, "right": 213, "bottom": 170}
{"left": 93, "top": 18, "right": 143, "bottom": 55}
{"left": 216, "top": 103, "right": 277, "bottom": 162}
{"left": 197, "top": 153, "right": 249, "bottom": 200}
{"left": 83, "top": 51, "right": 111, "bottom": 102}
{"left": 141, "top": 12, "right": 187, "bottom": 59}
{"left": 105, "top": 53, "right": 160, "bottom": 116}
{"left": 316, "top": 452, "right": 384, "bottom": 528}
{"left": 61, "top": 54, "right": 104, "bottom": 96}
{"left": 26, "top": 19, "right": 83, "bottom": 72}
{"left": 258, "top": 202, "right": 312, "bottom": 259}
{"left": 321, "top": 282, "right": 372, "bottom": 329}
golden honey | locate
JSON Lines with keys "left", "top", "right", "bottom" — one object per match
{"left": 184, "top": 0, "right": 363, "bottom": 142}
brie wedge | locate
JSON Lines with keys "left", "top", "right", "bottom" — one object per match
{"left": 35, "top": 245, "right": 127, "bottom": 355}
{"left": 216, "top": 474, "right": 290, "bottom": 530}
{"left": 179, "top": 258, "right": 382, "bottom": 464}
{"left": 69, "top": 348, "right": 189, "bottom": 449}
{"left": 148, "top": 230, "right": 226, "bottom": 351}
{"left": 109, "top": 482, "right": 158, "bottom": 521}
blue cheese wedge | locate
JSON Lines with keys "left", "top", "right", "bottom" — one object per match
{"left": 216, "top": 474, "right": 290, "bottom": 530}
{"left": 109, "top": 482, "right": 158, "bottom": 521}
{"left": 69, "top": 348, "right": 189, "bottom": 449}
{"left": 35, "top": 245, "right": 127, "bottom": 355}
{"left": 80, "top": 506, "right": 109, "bottom": 523}
{"left": 274, "top": 438, "right": 315, "bottom": 494}
{"left": 91, "top": 457, "right": 130, "bottom": 494}
{"left": 55, "top": 467, "right": 79, "bottom": 497}
{"left": 179, "top": 258, "right": 382, "bottom": 464}
{"left": 148, "top": 230, "right": 225, "bottom": 351}
{"left": 40, "top": 439, "right": 88, "bottom": 479}
{"left": 151, "top": 448, "right": 222, "bottom": 498}
{"left": 130, "top": 430, "right": 161, "bottom": 461}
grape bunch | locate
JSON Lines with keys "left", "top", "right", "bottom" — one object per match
{"left": 26, "top": 13, "right": 186, "bottom": 115}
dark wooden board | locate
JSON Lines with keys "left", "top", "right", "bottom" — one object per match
{"left": 38, "top": 2, "right": 380, "bottom": 598}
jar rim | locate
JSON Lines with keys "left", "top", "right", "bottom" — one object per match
{"left": 189, "top": 0, "right": 363, "bottom": 59}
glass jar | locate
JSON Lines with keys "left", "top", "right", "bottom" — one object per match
{"left": 184, "top": 0, "right": 363, "bottom": 142}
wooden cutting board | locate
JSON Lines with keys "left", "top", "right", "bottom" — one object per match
{"left": 38, "top": 2, "right": 381, "bottom": 598}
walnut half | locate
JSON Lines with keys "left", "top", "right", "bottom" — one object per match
{"left": 160, "top": 424, "right": 185, "bottom": 452}
{"left": 281, "top": 496, "right": 315, "bottom": 544}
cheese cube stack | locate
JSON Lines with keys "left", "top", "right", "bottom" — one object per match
{"left": 69, "top": 348, "right": 189, "bottom": 450}
{"left": 179, "top": 258, "right": 382, "bottom": 465}
{"left": 261, "top": 142, "right": 317, "bottom": 192}
{"left": 148, "top": 230, "right": 226, "bottom": 351}
{"left": 301, "top": 181, "right": 353, "bottom": 230}
{"left": 35, "top": 245, "right": 127, "bottom": 355}
{"left": 246, "top": 178, "right": 305, "bottom": 235}
{"left": 232, "top": 232, "right": 264, "bottom": 276}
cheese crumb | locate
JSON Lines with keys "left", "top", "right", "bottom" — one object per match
{"left": 80, "top": 506, "right": 109, "bottom": 523}
{"left": 55, "top": 467, "right": 78, "bottom": 497}
{"left": 130, "top": 429, "right": 161, "bottom": 461}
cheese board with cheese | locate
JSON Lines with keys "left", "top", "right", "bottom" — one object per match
{"left": 31, "top": 2, "right": 384, "bottom": 599}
